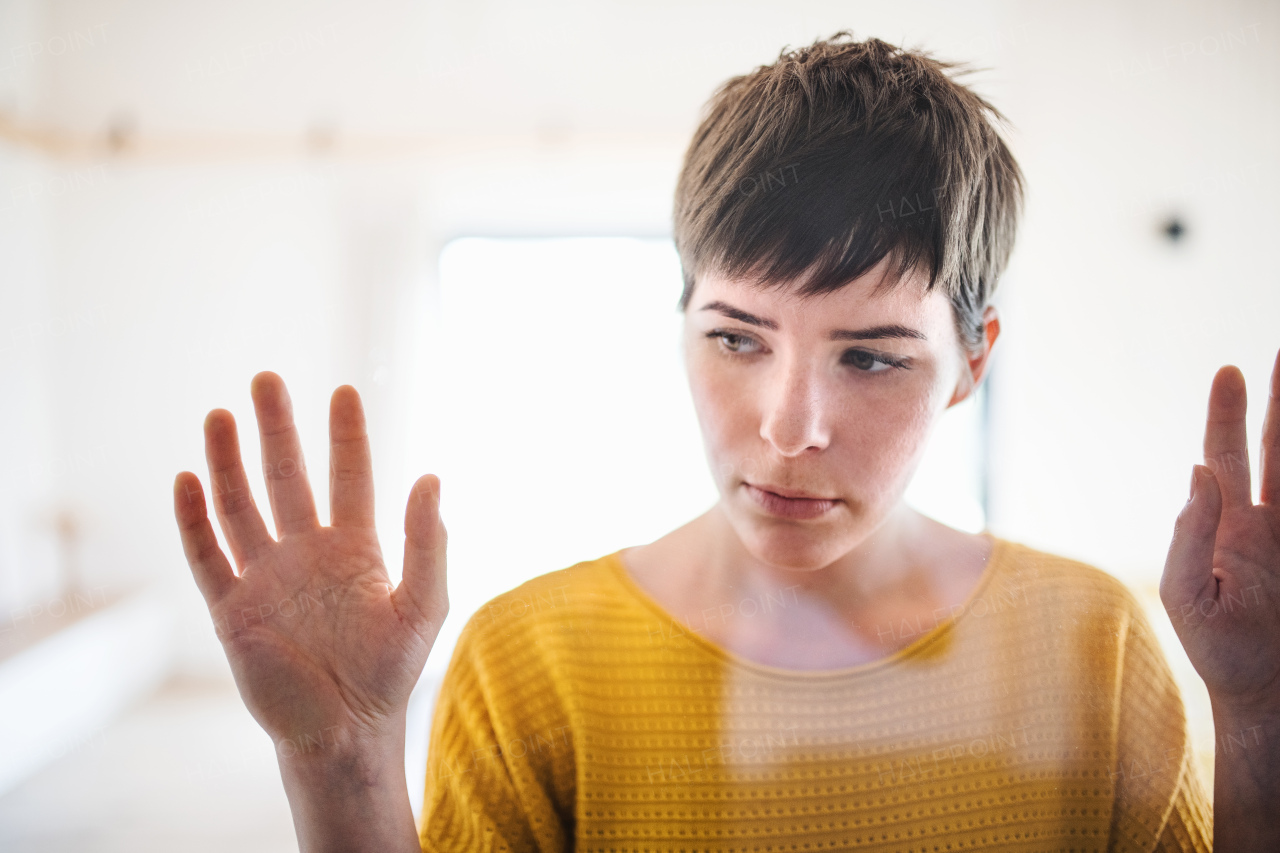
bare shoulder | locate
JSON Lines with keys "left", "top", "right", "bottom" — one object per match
{"left": 895, "top": 514, "right": 994, "bottom": 608}
{"left": 617, "top": 514, "right": 707, "bottom": 609}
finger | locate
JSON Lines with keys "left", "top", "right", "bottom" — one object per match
{"left": 250, "top": 372, "right": 319, "bottom": 536}
{"left": 1203, "top": 365, "right": 1252, "bottom": 509}
{"left": 204, "top": 408, "right": 274, "bottom": 564}
{"left": 329, "top": 385, "right": 375, "bottom": 528}
{"left": 173, "top": 472, "right": 238, "bottom": 605}
{"left": 393, "top": 474, "right": 449, "bottom": 638}
{"left": 1160, "top": 464, "right": 1224, "bottom": 626}
{"left": 1260, "top": 348, "right": 1280, "bottom": 506}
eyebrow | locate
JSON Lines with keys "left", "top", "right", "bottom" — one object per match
{"left": 697, "top": 300, "right": 928, "bottom": 342}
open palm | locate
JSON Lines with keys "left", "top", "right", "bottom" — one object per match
{"left": 172, "top": 372, "right": 448, "bottom": 755}
{"left": 1161, "top": 350, "right": 1280, "bottom": 714}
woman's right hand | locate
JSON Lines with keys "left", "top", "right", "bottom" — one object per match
{"left": 172, "top": 370, "right": 448, "bottom": 766}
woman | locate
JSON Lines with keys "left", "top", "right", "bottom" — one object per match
{"left": 173, "top": 33, "right": 1279, "bottom": 851}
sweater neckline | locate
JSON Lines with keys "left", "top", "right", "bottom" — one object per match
{"left": 602, "top": 531, "right": 1010, "bottom": 681}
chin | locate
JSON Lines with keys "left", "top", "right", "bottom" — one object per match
{"left": 734, "top": 517, "right": 851, "bottom": 571}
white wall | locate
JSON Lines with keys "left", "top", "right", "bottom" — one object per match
{"left": 45, "top": 160, "right": 355, "bottom": 673}
{"left": 0, "top": 140, "right": 62, "bottom": 622}
{"left": 0, "top": 0, "right": 63, "bottom": 624}
{"left": 987, "top": 0, "right": 1280, "bottom": 585}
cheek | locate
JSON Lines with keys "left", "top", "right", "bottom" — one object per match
{"left": 846, "top": 396, "right": 934, "bottom": 473}
{"left": 835, "top": 373, "right": 949, "bottom": 491}
{"left": 685, "top": 351, "right": 775, "bottom": 490}
{"left": 686, "top": 354, "right": 749, "bottom": 447}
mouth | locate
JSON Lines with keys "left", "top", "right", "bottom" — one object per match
{"left": 748, "top": 482, "right": 837, "bottom": 500}
{"left": 743, "top": 482, "right": 839, "bottom": 520}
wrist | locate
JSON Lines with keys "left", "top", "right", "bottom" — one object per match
{"left": 272, "top": 714, "right": 419, "bottom": 853}
{"left": 275, "top": 711, "right": 408, "bottom": 789}
{"left": 1212, "top": 700, "right": 1280, "bottom": 763}
{"left": 1208, "top": 700, "right": 1280, "bottom": 852}
{"left": 1210, "top": 696, "right": 1280, "bottom": 739}
{"left": 279, "top": 739, "right": 406, "bottom": 795}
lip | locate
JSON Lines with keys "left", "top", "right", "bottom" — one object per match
{"left": 747, "top": 482, "right": 837, "bottom": 500}
{"left": 743, "top": 482, "right": 839, "bottom": 520}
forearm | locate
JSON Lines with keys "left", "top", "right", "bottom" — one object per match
{"left": 1210, "top": 704, "right": 1280, "bottom": 852}
{"left": 276, "top": 713, "right": 421, "bottom": 853}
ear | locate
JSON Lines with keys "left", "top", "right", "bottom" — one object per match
{"left": 946, "top": 305, "right": 1000, "bottom": 408}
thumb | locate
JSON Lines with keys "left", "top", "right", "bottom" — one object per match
{"left": 1160, "top": 464, "right": 1223, "bottom": 627}
{"left": 394, "top": 474, "right": 449, "bottom": 640}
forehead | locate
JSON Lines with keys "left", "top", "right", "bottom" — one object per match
{"left": 690, "top": 259, "right": 952, "bottom": 337}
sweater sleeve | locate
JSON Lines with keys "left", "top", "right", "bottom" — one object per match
{"left": 1105, "top": 596, "right": 1213, "bottom": 852}
{"left": 417, "top": 603, "right": 576, "bottom": 853}
{"left": 1152, "top": 760, "right": 1214, "bottom": 853}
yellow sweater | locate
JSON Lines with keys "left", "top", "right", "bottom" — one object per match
{"left": 417, "top": 534, "right": 1213, "bottom": 851}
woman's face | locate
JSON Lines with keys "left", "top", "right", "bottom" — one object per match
{"left": 682, "top": 256, "right": 998, "bottom": 571}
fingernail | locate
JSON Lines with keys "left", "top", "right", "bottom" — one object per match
{"left": 1189, "top": 466, "right": 1199, "bottom": 502}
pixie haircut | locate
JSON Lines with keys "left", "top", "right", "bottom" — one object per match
{"left": 673, "top": 32, "right": 1024, "bottom": 353}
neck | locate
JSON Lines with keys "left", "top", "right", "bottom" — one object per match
{"left": 623, "top": 498, "right": 993, "bottom": 669}
{"left": 695, "top": 499, "right": 932, "bottom": 609}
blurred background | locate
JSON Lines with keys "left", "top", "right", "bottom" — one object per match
{"left": 0, "top": 0, "right": 1276, "bottom": 848}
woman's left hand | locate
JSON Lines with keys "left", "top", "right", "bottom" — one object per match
{"left": 1161, "top": 348, "right": 1280, "bottom": 718}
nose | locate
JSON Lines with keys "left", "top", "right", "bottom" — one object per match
{"left": 758, "top": 355, "right": 832, "bottom": 457}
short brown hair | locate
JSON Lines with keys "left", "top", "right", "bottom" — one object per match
{"left": 672, "top": 32, "right": 1024, "bottom": 352}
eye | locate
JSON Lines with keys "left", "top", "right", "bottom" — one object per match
{"left": 843, "top": 349, "right": 909, "bottom": 374}
{"left": 706, "top": 330, "right": 762, "bottom": 355}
